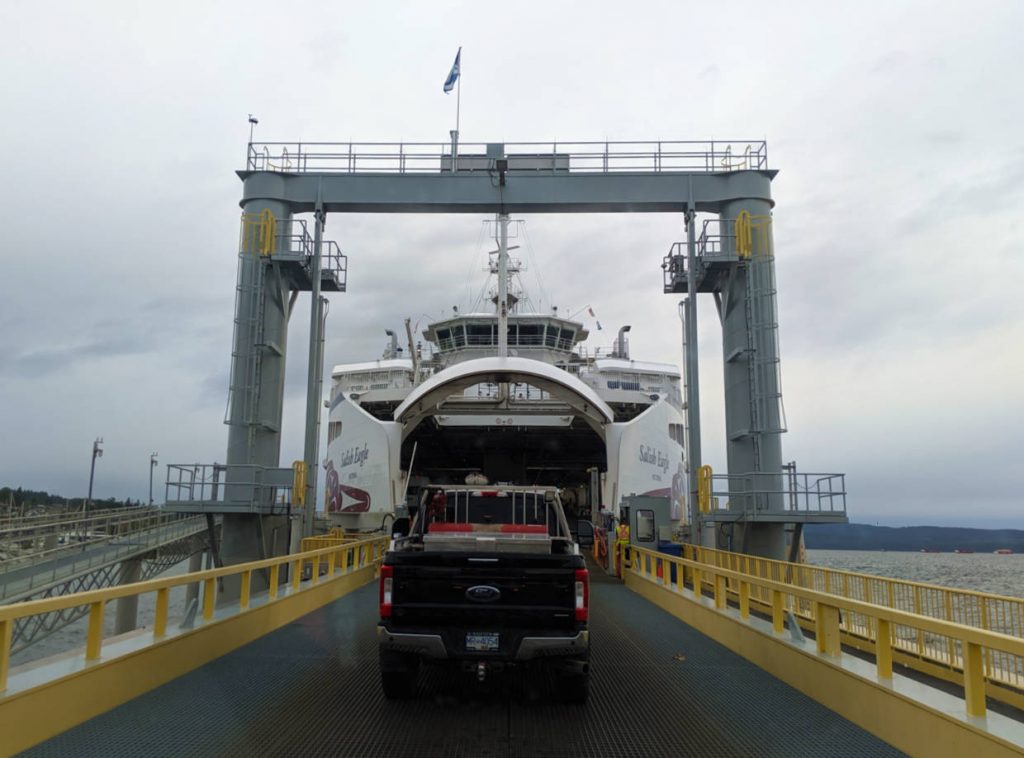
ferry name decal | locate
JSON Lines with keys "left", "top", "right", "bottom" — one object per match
{"left": 340, "top": 443, "right": 370, "bottom": 469}
{"left": 639, "top": 445, "right": 670, "bottom": 474}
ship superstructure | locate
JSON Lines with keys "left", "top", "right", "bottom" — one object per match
{"left": 325, "top": 216, "right": 687, "bottom": 531}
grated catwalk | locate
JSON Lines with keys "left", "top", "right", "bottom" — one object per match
{"left": 21, "top": 570, "right": 904, "bottom": 758}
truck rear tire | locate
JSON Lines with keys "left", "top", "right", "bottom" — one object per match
{"left": 380, "top": 650, "right": 419, "bottom": 699}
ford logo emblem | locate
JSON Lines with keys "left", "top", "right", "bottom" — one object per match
{"left": 466, "top": 585, "right": 501, "bottom": 603}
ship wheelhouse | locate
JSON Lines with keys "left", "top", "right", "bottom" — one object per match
{"left": 424, "top": 313, "right": 588, "bottom": 366}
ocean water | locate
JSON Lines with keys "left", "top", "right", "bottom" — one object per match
{"left": 807, "top": 549, "right": 1024, "bottom": 599}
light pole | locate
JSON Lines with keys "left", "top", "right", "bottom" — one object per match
{"left": 87, "top": 437, "right": 103, "bottom": 513}
{"left": 149, "top": 452, "right": 158, "bottom": 506}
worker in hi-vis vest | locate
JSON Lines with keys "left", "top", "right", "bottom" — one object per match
{"left": 615, "top": 516, "right": 630, "bottom": 577}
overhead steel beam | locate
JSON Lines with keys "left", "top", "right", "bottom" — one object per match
{"left": 237, "top": 170, "right": 776, "bottom": 215}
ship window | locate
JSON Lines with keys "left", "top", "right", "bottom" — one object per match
{"left": 558, "top": 329, "right": 574, "bottom": 350}
{"left": 452, "top": 325, "right": 465, "bottom": 347}
{"left": 506, "top": 323, "right": 518, "bottom": 345}
{"left": 328, "top": 421, "right": 343, "bottom": 444}
{"left": 620, "top": 373, "right": 641, "bottom": 392}
{"left": 544, "top": 324, "right": 558, "bottom": 348}
{"left": 467, "top": 323, "right": 494, "bottom": 346}
{"left": 518, "top": 323, "right": 543, "bottom": 346}
{"left": 436, "top": 328, "right": 452, "bottom": 351}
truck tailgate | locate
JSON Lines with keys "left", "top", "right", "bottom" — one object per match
{"left": 387, "top": 551, "right": 581, "bottom": 628}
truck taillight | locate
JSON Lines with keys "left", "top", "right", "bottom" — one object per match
{"left": 380, "top": 565, "right": 394, "bottom": 618}
{"left": 574, "top": 568, "right": 589, "bottom": 622}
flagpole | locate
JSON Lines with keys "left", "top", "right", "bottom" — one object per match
{"left": 454, "top": 50, "right": 461, "bottom": 171}
{"left": 447, "top": 47, "right": 462, "bottom": 172}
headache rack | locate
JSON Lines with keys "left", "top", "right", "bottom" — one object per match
{"left": 420, "top": 487, "right": 575, "bottom": 554}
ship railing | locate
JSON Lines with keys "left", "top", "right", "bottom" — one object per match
{"left": 708, "top": 472, "right": 847, "bottom": 517}
{"left": 436, "top": 334, "right": 576, "bottom": 351}
{"left": 676, "top": 543, "right": 1024, "bottom": 711}
{"left": 245, "top": 140, "right": 769, "bottom": 174}
{"left": 470, "top": 383, "right": 549, "bottom": 401}
{"left": 164, "top": 464, "right": 296, "bottom": 514}
{"left": 583, "top": 341, "right": 632, "bottom": 359}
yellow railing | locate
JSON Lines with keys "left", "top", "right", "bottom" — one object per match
{"left": 299, "top": 535, "right": 362, "bottom": 551}
{"left": 628, "top": 544, "right": 1024, "bottom": 718}
{"left": 239, "top": 209, "right": 277, "bottom": 256}
{"left": 732, "top": 211, "right": 773, "bottom": 260}
{"left": 0, "top": 534, "right": 389, "bottom": 693}
{"left": 646, "top": 544, "right": 1024, "bottom": 713}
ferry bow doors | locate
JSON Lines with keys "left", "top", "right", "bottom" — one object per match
{"left": 394, "top": 358, "right": 613, "bottom": 513}
{"left": 391, "top": 358, "right": 686, "bottom": 525}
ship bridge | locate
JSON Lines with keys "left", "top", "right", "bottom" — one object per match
{"left": 423, "top": 312, "right": 589, "bottom": 368}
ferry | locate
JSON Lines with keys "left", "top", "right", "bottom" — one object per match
{"left": 322, "top": 217, "right": 688, "bottom": 535}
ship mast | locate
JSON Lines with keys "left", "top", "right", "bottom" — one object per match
{"left": 497, "top": 212, "right": 510, "bottom": 358}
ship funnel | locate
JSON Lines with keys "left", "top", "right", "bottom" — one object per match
{"left": 385, "top": 329, "right": 399, "bottom": 359}
{"left": 616, "top": 325, "right": 632, "bottom": 359}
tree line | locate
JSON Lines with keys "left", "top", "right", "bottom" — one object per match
{"left": 0, "top": 486, "right": 144, "bottom": 511}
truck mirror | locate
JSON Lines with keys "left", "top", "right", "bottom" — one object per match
{"left": 392, "top": 517, "right": 410, "bottom": 537}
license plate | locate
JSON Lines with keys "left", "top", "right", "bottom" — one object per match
{"left": 465, "top": 632, "right": 499, "bottom": 652}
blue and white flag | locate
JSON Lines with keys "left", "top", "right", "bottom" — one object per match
{"left": 443, "top": 47, "right": 461, "bottom": 93}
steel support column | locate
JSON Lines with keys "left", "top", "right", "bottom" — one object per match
{"left": 683, "top": 208, "right": 704, "bottom": 546}
{"left": 301, "top": 205, "right": 325, "bottom": 539}
{"left": 113, "top": 557, "right": 143, "bottom": 634}
{"left": 221, "top": 198, "right": 295, "bottom": 599}
{"left": 719, "top": 197, "right": 785, "bottom": 559}
{"left": 184, "top": 551, "right": 203, "bottom": 609}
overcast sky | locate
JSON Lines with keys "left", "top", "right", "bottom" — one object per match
{"left": 1, "top": 1, "right": 1021, "bottom": 527}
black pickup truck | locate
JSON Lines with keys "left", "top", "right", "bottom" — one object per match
{"left": 378, "top": 486, "right": 590, "bottom": 702}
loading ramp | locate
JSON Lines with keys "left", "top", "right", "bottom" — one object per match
{"left": 20, "top": 570, "right": 899, "bottom": 758}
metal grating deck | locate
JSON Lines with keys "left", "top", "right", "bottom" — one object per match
{"left": 21, "top": 570, "right": 904, "bottom": 757}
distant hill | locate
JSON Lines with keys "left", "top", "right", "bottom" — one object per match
{"left": 805, "top": 523, "right": 1024, "bottom": 553}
